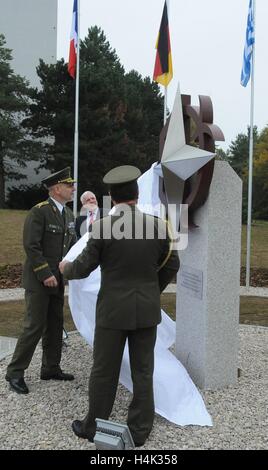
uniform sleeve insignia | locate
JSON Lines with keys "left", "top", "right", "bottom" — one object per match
{"left": 33, "top": 263, "right": 49, "bottom": 272}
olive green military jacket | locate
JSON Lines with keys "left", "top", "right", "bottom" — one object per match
{"left": 64, "top": 205, "right": 180, "bottom": 330}
{"left": 22, "top": 198, "right": 76, "bottom": 291}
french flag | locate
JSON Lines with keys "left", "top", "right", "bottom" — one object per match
{"left": 68, "top": 0, "right": 78, "bottom": 79}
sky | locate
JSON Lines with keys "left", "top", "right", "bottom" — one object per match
{"left": 57, "top": 0, "right": 268, "bottom": 151}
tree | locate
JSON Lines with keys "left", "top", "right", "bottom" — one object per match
{"left": 0, "top": 34, "right": 40, "bottom": 208}
{"left": 227, "top": 126, "right": 259, "bottom": 222}
{"left": 23, "top": 57, "right": 75, "bottom": 171}
{"left": 215, "top": 146, "right": 230, "bottom": 162}
{"left": 24, "top": 26, "right": 164, "bottom": 203}
{"left": 228, "top": 126, "right": 258, "bottom": 178}
{"left": 253, "top": 127, "right": 268, "bottom": 220}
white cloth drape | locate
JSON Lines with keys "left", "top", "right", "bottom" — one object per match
{"left": 65, "top": 163, "right": 212, "bottom": 426}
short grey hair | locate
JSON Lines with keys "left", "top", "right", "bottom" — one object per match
{"left": 80, "top": 191, "right": 96, "bottom": 205}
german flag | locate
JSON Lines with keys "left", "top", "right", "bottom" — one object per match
{"left": 153, "top": 1, "right": 173, "bottom": 87}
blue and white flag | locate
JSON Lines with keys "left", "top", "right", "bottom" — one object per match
{"left": 241, "top": 0, "right": 255, "bottom": 87}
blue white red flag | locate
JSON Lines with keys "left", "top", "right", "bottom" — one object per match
{"left": 68, "top": 0, "right": 78, "bottom": 79}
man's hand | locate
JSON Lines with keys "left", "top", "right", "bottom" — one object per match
{"left": 59, "top": 260, "right": 69, "bottom": 274}
{"left": 43, "top": 275, "right": 58, "bottom": 288}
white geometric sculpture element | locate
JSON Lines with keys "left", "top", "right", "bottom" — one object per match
{"left": 161, "top": 83, "right": 216, "bottom": 233}
{"left": 161, "top": 83, "right": 215, "bottom": 179}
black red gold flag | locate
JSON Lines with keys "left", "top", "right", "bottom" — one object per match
{"left": 153, "top": 1, "right": 173, "bottom": 87}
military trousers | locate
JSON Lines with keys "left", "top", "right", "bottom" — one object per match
{"left": 6, "top": 288, "right": 64, "bottom": 379}
{"left": 81, "top": 325, "right": 157, "bottom": 443}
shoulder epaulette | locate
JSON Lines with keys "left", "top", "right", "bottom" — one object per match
{"left": 35, "top": 201, "right": 49, "bottom": 209}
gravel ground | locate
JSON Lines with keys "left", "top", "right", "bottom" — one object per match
{"left": 0, "top": 325, "right": 267, "bottom": 451}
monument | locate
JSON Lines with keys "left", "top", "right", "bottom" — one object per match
{"left": 160, "top": 85, "right": 242, "bottom": 389}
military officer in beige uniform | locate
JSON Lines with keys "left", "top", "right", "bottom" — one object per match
{"left": 6, "top": 168, "right": 77, "bottom": 394}
{"left": 59, "top": 165, "right": 180, "bottom": 447}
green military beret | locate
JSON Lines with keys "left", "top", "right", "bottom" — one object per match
{"left": 103, "top": 165, "right": 141, "bottom": 185}
{"left": 42, "top": 167, "right": 76, "bottom": 188}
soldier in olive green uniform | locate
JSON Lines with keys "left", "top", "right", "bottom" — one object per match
{"left": 6, "top": 168, "right": 77, "bottom": 394}
{"left": 60, "top": 166, "right": 180, "bottom": 447}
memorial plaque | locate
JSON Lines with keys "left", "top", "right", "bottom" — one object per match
{"left": 179, "top": 265, "right": 203, "bottom": 300}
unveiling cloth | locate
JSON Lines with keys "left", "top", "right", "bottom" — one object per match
{"left": 65, "top": 163, "right": 212, "bottom": 426}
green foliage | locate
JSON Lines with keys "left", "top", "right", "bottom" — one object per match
{"left": 253, "top": 127, "right": 268, "bottom": 220}
{"left": 7, "top": 184, "right": 47, "bottom": 209}
{"left": 215, "top": 147, "right": 230, "bottom": 162}
{"left": 0, "top": 34, "right": 41, "bottom": 208}
{"left": 227, "top": 124, "right": 268, "bottom": 221}
{"left": 226, "top": 126, "right": 266, "bottom": 222}
{"left": 24, "top": 26, "right": 164, "bottom": 203}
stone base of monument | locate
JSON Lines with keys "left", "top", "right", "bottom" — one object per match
{"left": 175, "top": 161, "right": 242, "bottom": 389}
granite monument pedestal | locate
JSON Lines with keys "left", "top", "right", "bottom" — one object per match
{"left": 175, "top": 161, "right": 242, "bottom": 389}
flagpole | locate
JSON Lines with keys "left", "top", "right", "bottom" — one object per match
{"left": 73, "top": 0, "right": 80, "bottom": 218}
{"left": 246, "top": 0, "right": 256, "bottom": 289}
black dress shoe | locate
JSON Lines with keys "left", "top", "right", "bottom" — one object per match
{"left": 72, "top": 420, "right": 94, "bottom": 442}
{"left": 134, "top": 441, "right": 145, "bottom": 447}
{"left": 5, "top": 376, "right": 29, "bottom": 394}
{"left": 40, "top": 371, "right": 74, "bottom": 381}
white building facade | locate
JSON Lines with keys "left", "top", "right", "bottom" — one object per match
{"left": 0, "top": 0, "right": 58, "bottom": 188}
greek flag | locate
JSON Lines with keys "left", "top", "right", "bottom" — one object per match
{"left": 241, "top": 0, "right": 255, "bottom": 87}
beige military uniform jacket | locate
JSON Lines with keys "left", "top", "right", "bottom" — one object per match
{"left": 22, "top": 198, "right": 76, "bottom": 291}
{"left": 64, "top": 205, "right": 180, "bottom": 330}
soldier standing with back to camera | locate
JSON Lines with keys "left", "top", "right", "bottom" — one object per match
{"left": 6, "top": 168, "right": 77, "bottom": 394}
{"left": 60, "top": 165, "right": 180, "bottom": 447}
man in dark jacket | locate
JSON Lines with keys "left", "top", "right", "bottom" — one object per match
{"left": 6, "top": 168, "right": 77, "bottom": 394}
{"left": 75, "top": 191, "right": 103, "bottom": 239}
{"left": 59, "top": 165, "right": 180, "bottom": 447}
